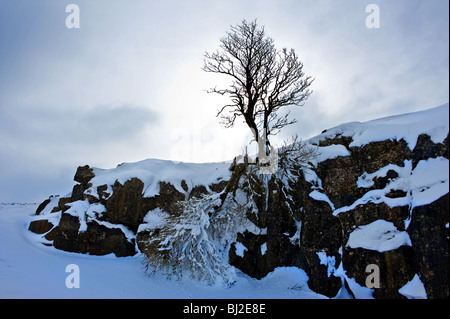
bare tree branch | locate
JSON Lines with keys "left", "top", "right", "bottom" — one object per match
{"left": 203, "top": 19, "right": 313, "bottom": 157}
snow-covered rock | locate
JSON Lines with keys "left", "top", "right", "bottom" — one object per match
{"left": 30, "top": 161, "right": 230, "bottom": 257}
{"left": 28, "top": 103, "right": 449, "bottom": 298}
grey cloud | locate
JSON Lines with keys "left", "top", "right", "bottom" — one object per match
{"left": 70, "top": 105, "right": 159, "bottom": 143}
{"left": 1, "top": 104, "right": 158, "bottom": 146}
{"left": 0, "top": 104, "right": 159, "bottom": 202}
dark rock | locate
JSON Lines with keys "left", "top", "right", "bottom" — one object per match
{"left": 74, "top": 165, "right": 95, "bottom": 186}
{"left": 318, "top": 134, "right": 353, "bottom": 149}
{"left": 155, "top": 181, "right": 186, "bottom": 214}
{"left": 44, "top": 226, "right": 59, "bottom": 241}
{"left": 343, "top": 245, "right": 415, "bottom": 299}
{"left": 71, "top": 184, "right": 85, "bottom": 202}
{"left": 209, "top": 180, "right": 228, "bottom": 193}
{"left": 373, "top": 169, "right": 399, "bottom": 189}
{"left": 28, "top": 219, "right": 54, "bottom": 234}
{"left": 54, "top": 197, "right": 72, "bottom": 212}
{"left": 412, "top": 133, "right": 449, "bottom": 168}
{"left": 102, "top": 178, "right": 149, "bottom": 230}
{"left": 299, "top": 187, "right": 343, "bottom": 297}
{"left": 189, "top": 185, "right": 208, "bottom": 199}
{"left": 35, "top": 199, "right": 51, "bottom": 215}
{"left": 180, "top": 180, "right": 189, "bottom": 192}
{"left": 136, "top": 229, "right": 153, "bottom": 253}
{"left": 97, "top": 184, "right": 110, "bottom": 200}
{"left": 385, "top": 189, "right": 407, "bottom": 198}
{"left": 229, "top": 168, "right": 343, "bottom": 298}
{"left": 302, "top": 250, "right": 342, "bottom": 298}
{"left": 229, "top": 231, "right": 268, "bottom": 279}
{"left": 301, "top": 198, "right": 342, "bottom": 253}
{"left": 52, "top": 213, "right": 80, "bottom": 252}
{"left": 53, "top": 213, "right": 136, "bottom": 257}
{"left": 316, "top": 156, "right": 367, "bottom": 208}
{"left": 101, "top": 179, "right": 185, "bottom": 232}
{"left": 70, "top": 165, "right": 98, "bottom": 204}
{"left": 337, "top": 203, "right": 410, "bottom": 242}
{"left": 265, "top": 178, "right": 301, "bottom": 267}
{"left": 232, "top": 130, "right": 447, "bottom": 298}
{"left": 408, "top": 193, "right": 449, "bottom": 298}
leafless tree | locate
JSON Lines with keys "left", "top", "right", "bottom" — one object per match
{"left": 203, "top": 19, "right": 313, "bottom": 157}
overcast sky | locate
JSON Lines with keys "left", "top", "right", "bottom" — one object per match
{"left": 0, "top": 0, "right": 448, "bottom": 202}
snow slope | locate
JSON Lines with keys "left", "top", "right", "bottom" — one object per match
{"left": 308, "top": 103, "right": 449, "bottom": 150}
{"left": 0, "top": 203, "right": 326, "bottom": 299}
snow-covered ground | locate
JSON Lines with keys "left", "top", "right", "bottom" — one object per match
{"left": 0, "top": 203, "right": 328, "bottom": 299}
{"left": 308, "top": 103, "right": 449, "bottom": 151}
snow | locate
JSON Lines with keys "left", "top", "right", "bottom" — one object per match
{"left": 86, "top": 159, "right": 232, "bottom": 199}
{"left": 409, "top": 157, "right": 449, "bottom": 207}
{"left": 137, "top": 208, "right": 170, "bottom": 233}
{"left": 38, "top": 196, "right": 60, "bottom": 215}
{"left": 309, "top": 190, "right": 335, "bottom": 210}
{"left": 0, "top": 204, "right": 325, "bottom": 298}
{"left": 289, "top": 220, "right": 302, "bottom": 246}
{"left": 95, "top": 220, "right": 135, "bottom": 243}
{"left": 356, "top": 163, "right": 403, "bottom": 189}
{"left": 308, "top": 103, "right": 449, "bottom": 151}
{"left": 316, "top": 250, "right": 336, "bottom": 277}
{"left": 234, "top": 242, "right": 247, "bottom": 258}
{"left": 260, "top": 242, "right": 267, "bottom": 255}
{"left": 303, "top": 167, "right": 336, "bottom": 210}
{"left": 398, "top": 274, "right": 427, "bottom": 299}
{"left": 334, "top": 156, "right": 449, "bottom": 217}
{"left": 64, "top": 200, "right": 91, "bottom": 233}
{"left": 344, "top": 276, "right": 374, "bottom": 299}
{"left": 346, "top": 219, "right": 412, "bottom": 252}
{"left": 313, "top": 144, "right": 351, "bottom": 163}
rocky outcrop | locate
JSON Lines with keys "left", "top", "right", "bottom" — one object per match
{"left": 28, "top": 106, "right": 449, "bottom": 298}
{"left": 226, "top": 129, "right": 448, "bottom": 298}
{"left": 29, "top": 164, "right": 228, "bottom": 258}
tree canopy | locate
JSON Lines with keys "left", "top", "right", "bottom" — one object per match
{"left": 203, "top": 19, "right": 313, "bottom": 158}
